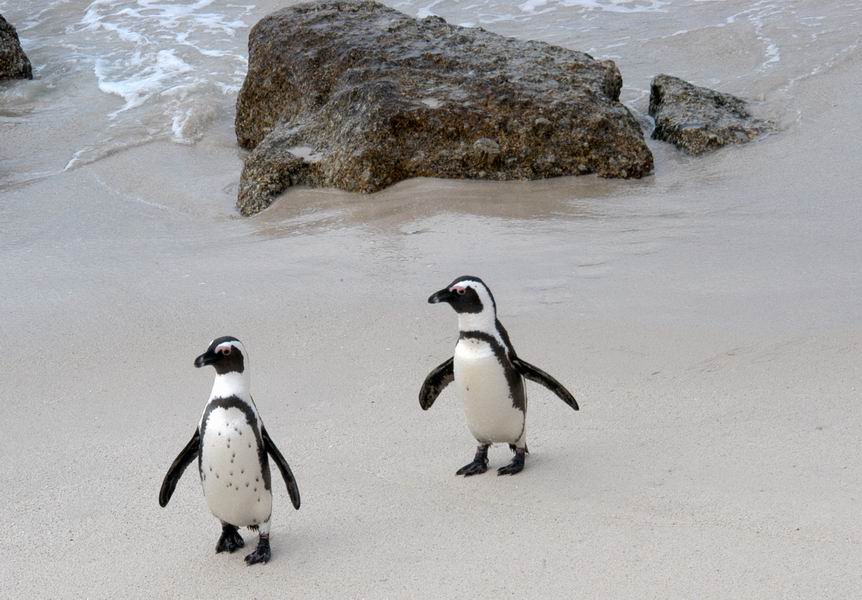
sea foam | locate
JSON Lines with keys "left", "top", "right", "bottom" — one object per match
{"left": 75, "top": 0, "right": 252, "bottom": 143}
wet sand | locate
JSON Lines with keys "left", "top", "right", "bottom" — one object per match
{"left": 2, "top": 1, "right": 862, "bottom": 598}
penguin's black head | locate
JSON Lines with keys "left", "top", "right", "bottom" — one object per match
{"left": 194, "top": 336, "right": 245, "bottom": 374}
{"left": 428, "top": 276, "right": 496, "bottom": 315}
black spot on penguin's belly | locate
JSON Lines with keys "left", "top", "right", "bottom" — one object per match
{"left": 198, "top": 396, "right": 271, "bottom": 490}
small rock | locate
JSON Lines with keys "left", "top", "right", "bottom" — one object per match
{"left": 0, "top": 14, "right": 33, "bottom": 81}
{"left": 648, "top": 74, "right": 772, "bottom": 155}
{"left": 237, "top": 128, "right": 313, "bottom": 216}
{"left": 469, "top": 137, "right": 501, "bottom": 169}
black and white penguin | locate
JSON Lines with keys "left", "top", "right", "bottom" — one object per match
{"left": 420, "top": 276, "right": 579, "bottom": 476}
{"left": 159, "top": 336, "right": 300, "bottom": 565}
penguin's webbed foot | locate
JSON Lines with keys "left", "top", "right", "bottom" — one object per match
{"left": 244, "top": 536, "right": 271, "bottom": 565}
{"left": 456, "top": 459, "right": 488, "bottom": 476}
{"left": 216, "top": 524, "right": 245, "bottom": 553}
{"left": 497, "top": 448, "right": 526, "bottom": 476}
{"left": 456, "top": 444, "right": 490, "bottom": 477}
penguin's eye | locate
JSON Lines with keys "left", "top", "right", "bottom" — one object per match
{"left": 219, "top": 347, "right": 231, "bottom": 356}
{"left": 456, "top": 288, "right": 466, "bottom": 296}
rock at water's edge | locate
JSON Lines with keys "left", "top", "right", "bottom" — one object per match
{"left": 649, "top": 74, "right": 771, "bottom": 155}
{"left": 235, "top": 0, "right": 653, "bottom": 215}
{"left": 0, "top": 14, "right": 33, "bottom": 80}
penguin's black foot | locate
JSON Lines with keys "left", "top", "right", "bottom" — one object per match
{"left": 456, "top": 459, "right": 488, "bottom": 476}
{"left": 244, "top": 536, "right": 271, "bottom": 565}
{"left": 497, "top": 448, "right": 526, "bottom": 476}
{"left": 216, "top": 524, "right": 244, "bottom": 553}
{"left": 456, "top": 444, "right": 490, "bottom": 476}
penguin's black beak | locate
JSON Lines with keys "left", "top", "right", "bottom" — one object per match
{"left": 428, "top": 288, "right": 454, "bottom": 304}
{"left": 194, "top": 351, "right": 216, "bottom": 368}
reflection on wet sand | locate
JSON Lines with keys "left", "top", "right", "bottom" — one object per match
{"left": 252, "top": 172, "right": 665, "bottom": 238}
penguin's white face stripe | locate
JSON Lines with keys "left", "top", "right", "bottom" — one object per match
{"left": 452, "top": 280, "right": 498, "bottom": 334}
{"left": 452, "top": 280, "right": 494, "bottom": 314}
{"left": 205, "top": 340, "right": 251, "bottom": 400}
{"left": 212, "top": 340, "right": 246, "bottom": 357}
{"left": 215, "top": 342, "right": 236, "bottom": 357}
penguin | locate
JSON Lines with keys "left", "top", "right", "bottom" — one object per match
{"left": 159, "top": 336, "right": 300, "bottom": 565}
{"left": 420, "top": 276, "right": 579, "bottom": 476}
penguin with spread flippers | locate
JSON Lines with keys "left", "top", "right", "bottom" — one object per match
{"left": 159, "top": 337, "right": 300, "bottom": 564}
{"left": 420, "top": 277, "right": 579, "bottom": 475}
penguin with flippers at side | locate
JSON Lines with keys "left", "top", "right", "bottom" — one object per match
{"left": 159, "top": 336, "right": 300, "bottom": 564}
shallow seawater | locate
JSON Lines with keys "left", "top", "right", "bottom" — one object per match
{"left": 0, "top": 0, "right": 254, "bottom": 185}
{"left": 0, "top": 0, "right": 859, "bottom": 189}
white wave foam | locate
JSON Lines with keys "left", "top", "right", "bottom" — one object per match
{"left": 68, "top": 0, "right": 254, "bottom": 155}
{"left": 95, "top": 49, "right": 194, "bottom": 116}
{"left": 521, "top": 0, "right": 669, "bottom": 14}
{"left": 417, "top": 0, "right": 445, "bottom": 18}
{"left": 520, "top": 0, "right": 549, "bottom": 12}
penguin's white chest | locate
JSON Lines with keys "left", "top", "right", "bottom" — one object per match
{"left": 199, "top": 406, "right": 272, "bottom": 527}
{"left": 454, "top": 339, "right": 524, "bottom": 444}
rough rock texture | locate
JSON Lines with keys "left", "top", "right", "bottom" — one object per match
{"left": 235, "top": 0, "right": 653, "bottom": 215}
{"left": 0, "top": 15, "right": 32, "bottom": 81}
{"left": 649, "top": 74, "right": 771, "bottom": 155}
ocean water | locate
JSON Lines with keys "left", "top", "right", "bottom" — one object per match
{"left": 0, "top": 0, "right": 859, "bottom": 188}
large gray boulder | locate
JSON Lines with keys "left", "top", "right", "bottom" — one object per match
{"left": 235, "top": 0, "right": 653, "bottom": 215}
{"left": 0, "top": 14, "right": 32, "bottom": 80}
{"left": 649, "top": 74, "right": 771, "bottom": 155}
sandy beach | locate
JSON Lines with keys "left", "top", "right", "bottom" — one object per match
{"left": 1, "top": 0, "right": 861, "bottom": 597}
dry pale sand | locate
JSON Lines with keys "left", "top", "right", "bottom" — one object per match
{"left": 2, "top": 20, "right": 862, "bottom": 600}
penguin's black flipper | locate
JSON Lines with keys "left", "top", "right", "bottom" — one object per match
{"left": 419, "top": 357, "right": 454, "bottom": 410}
{"left": 262, "top": 426, "right": 301, "bottom": 510}
{"left": 159, "top": 429, "right": 200, "bottom": 507}
{"left": 511, "top": 358, "right": 579, "bottom": 411}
